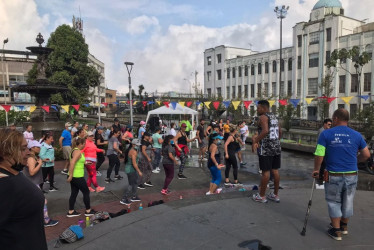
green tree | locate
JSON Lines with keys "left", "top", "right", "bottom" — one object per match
{"left": 277, "top": 104, "right": 295, "bottom": 132}
{"left": 28, "top": 24, "right": 100, "bottom": 104}
{"left": 356, "top": 102, "right": 374, "bottom": 140}
{"left": 138, "top": 84, "right": 145, "bottom": 100}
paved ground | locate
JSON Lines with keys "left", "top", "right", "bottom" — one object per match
{"left": 44, "top": 147, "right": 374, "bottom": 249}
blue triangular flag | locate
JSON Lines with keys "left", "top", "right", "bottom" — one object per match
{"left": 289, "top": 99, "right": 300, "bottom": 108}
{"left": 51, "top": 105, "right": 58, "bottom": 111}
{"left": 16, "top": 105, "right": 25, "bottom": 111}
{"left": 113, "top": 102, "right": 119, "bottom": 105}
{"left": 222, "top": 101, "right": 231, "bottom": 109}
{"left": 171, "top": 102, "right": 177, "bottom": 110}
{"left": 254, "top": 100, "right": 259, "bottom": 106}
{"left": 83, "top": 104, "right": 90, "bottom": 107}
{"left": 196, "top": 101, "right": 201, "bottom": 107}
{"left": 148, "top": 101, "right": 154, "bottom": 105}
{"left": 359, "top": 95, "right": 370, "bottom": 101}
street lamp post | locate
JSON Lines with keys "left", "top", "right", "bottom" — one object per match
{"left": 2, "top": 38, "right": 9, "bottom": 126}
{"left": 124, "top": 62, "right": 134, "bottom": 126}
{"left": 274, "top": 5, "right": 289, "bottom": 98}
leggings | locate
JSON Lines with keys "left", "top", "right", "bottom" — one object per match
{"left": 42, "top": 167, "right": 55, "bottom": 188}
{"left": 122, "top": 172, "right": 138, "bottom": 200}
{"left": 107, "top": 154, "right": 120, "bottom": 178}
{"left": 163, "top": 163, "right": 174, "bottom": 189}
{"left": 138, "top": 158, "right": 152, "bottom": 183}
{"left": 96, "top": 152, "right": 105, "bottom": 171}
{"left": 86, "top": 163, "right": 98, "bottom": 188}
{"left": 225, "top": 152, "right": 238, "bottom": 180}
{"left": 69, "top": 177, "right": 90, "bottom": 210}
{"left": 179, "top": 150, "right": 187, "bottom": 174}
{"left": 209, "top": 166, "right": 222, "bottom": 186}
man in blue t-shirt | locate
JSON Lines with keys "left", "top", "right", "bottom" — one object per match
{"left": 313, "top": 108, "right": 370, "bottom": 241}
{"left": 59, "top": 122, "right": 72, "bottom": 175}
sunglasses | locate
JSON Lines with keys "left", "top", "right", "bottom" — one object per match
{"left": 327, "top": 123, "right": 332, "bottom": 126}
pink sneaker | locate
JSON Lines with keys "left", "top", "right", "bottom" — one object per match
{"left": 161, "top": 189, "right": 170, "bottom": 195}
{"left": 96, "top": 186, "right": 105, "bottom": 193}
{"left": 88, "top": 187, "right": 95, "bottom": 192}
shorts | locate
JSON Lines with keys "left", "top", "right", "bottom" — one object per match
{"left": 198, "top": 139, "right": 207, "bottom": 148}
{"left": 258, "top": 154, "right": 281, "bottom": 171}
{"left": 223, "top": 133, "right": 229, "bottom": 141}
{"left": 62, "top": 146, "right": 72, "bottom": 160}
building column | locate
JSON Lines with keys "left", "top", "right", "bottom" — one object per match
{"left": 276, "top": 60, "right": 280, "bottom": 98}
{"left": 267, "top": 61, "right": 272, "bottom": 97}
{"left": 247, "top": 64, "right": 251, "bottom": 99}
{"left": 254, "top": 63, "right": 258, "bottom": 98}
{"left": 345, "top": 60, "right": 351, "bottom": 110}
{"left": 284, "top": 58, "right": 288, "bottom": 97}
{"left": 240, "top": 64, "right": 244, "bottom": 99}
{"left": 261, "top": 62, "right": 265, "bottom": 98}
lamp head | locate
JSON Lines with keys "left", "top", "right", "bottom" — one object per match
{"left": 124, "top": 62, "right": 134, "bottom": 66}
{"left": 3, "top": 38, "right": 8, "bottom": 44}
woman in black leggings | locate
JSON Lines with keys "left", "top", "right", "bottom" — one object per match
{"left": 224, "top": 126, "right": 241, "bottom": 186}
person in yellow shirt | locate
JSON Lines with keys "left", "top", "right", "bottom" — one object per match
{"left": 223, "top": 119, "right": 231, "bottom": 141}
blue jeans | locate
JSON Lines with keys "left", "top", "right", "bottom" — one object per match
{"left": 209, "top": 166, "right": 222, "bottom": 186}
{"left": 324, "top": 174, "right": 358, "bottom": 218}
{"left": 152, "top": 148, "right": 162, "bottom": 170}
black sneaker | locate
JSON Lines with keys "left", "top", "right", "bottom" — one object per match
{"left": 144, "top": 181, "right": 153, "bottom": 187}
{"left": 105, "top": 178, "right": 115, "bottom": 183}
{"left": 224, "top": 181, "right": 232, "bottom": 187}
{"left": 67, "top": 210, "right": 81, "bottom": 218}
{"left": 138, "top": 184, "right": 146, "bottom": 189}
{"left": 120, "top": 199, "right": 132, "bottom": 205}
{"left": 327, "top": 227, "right": 342, "bottom": 241}
{"left": 44, "top": 219, "right": 59, "bottom": 227}
{"left": 329, "top": 222, "right": 348, "bottom": 235}
{"left": 240, "top": 162, "right": 247, "bottom": 166}
{"left": 49, "top": 186, "right": 59, "bottom": 192}
{"left": 85, "top": 209, "right": 97, "bottom": 216}
{"left": 233, "top": 181, "right": 242, "bottom": 186}
{"left": 61, "top": 169, "right": 68, "bottom": 175}
{"left": 114, "top": 175, "right": 123, "bottom": 180}
{"left": 178, "top": 173, "right": 187, "bottom": 179}
{"left": 131, "top": 196, "right": 141, "bottom": 202}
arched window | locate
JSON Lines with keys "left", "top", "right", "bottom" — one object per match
{"left": 258, "top": 63, "right": 262, "bottom": 74}
{"left": 280, "top": 59, "right": 285, "bottom": 72}
{"left": 272, "top": 60, "right": 277, "bottom": 73}
{"left": 265, "top": 62, "right": 269, "bottom": 74}
{"left": 251, "top": 64, "right": 255, "bottom": 75}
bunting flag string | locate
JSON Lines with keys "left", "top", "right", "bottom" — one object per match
{"left": 1, "top": 105, "right": 11, "bottom": 112}
{"left": 142, "top": 101, "right": 147, "bottom": 107}
{"left": 186, "top": 101, "right": 192, "bottom": 107}
{"left": 268, "top": 100, "right": 276, "bottom": 107}
{"left": 51, "top": 105, "right": 58, "bottom": 112}
{"left": 289, "top": 99, "right": 300, "bottom": 108}
{"left": 359, "top": 95, "right": 370, "bottom": 101}
{"left": 327, "top": 97, "right": 336, "bottom": 104}
{"left": 133, "top": 101, "right": 138, "bottom": 105}
{"left": 341, "top": 96, "right": 353, "bottom": 104}
{"left": 16, "top": 105, "right": 25, "bottom": 111}
{"left": 163, "top": 101, "right": 170, "bottom": 108}
{"left": 41, "top": 106, "right": 50, "bottom": 113}
{"left": 170, "top": 102, "right": 177, "bottom": 110}
{"left": 243, "top": 101, "right": 252, "bottom": 109}
{"left": 254, "top": 100, "right": 259, "bottom": 106}
{"left": 212, "top": 101, "right": 220, "bottom": 110}
{"left": 156, "top": 101, "right": 161, "bottom": 105}
{"left": 148, "top": 101, "right": 154, "bottom": 105}
{"left": 178, "top": 102, "right": 185, "bottom": 107}
{"left": 29, "top": 106, "right": 37, "bottom": 113}
{"left": 196, "top": 101, "right": 201, "bottom": 107}
{"left": 71, "top": 105, "right": 80, "bottom": 111}
{"left": 204, "top": 102, "right": 211, "bottom": 109}
{"left": 279, "top": 99, "right": 288, "bottom": 106}
{"left": 305, "top": 98, "right": 314, "bottom": 105}
{"left": 83, "top": 104, "right": 90, "bottom": 108}
{"left": 101, "top": 102, "right": 108, "bottom": 107}
{"left": 232, "top": 101, "right": 241, "bottom": 110}
{"left": 222, "top": 101, "right": 231, "bottom": 109}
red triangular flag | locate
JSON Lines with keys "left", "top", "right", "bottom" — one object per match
{"left": 212, "top": 101, "right": 220, "bottom": 110}
{"left": 279, "top": 99, "right": 288, "bottom": 106}
{"left": 186, "top": 101, "right": 192, "bottom": 107}
{"left": 1, "top": 105, "right": 11, "bottom": 112}
{"left": 142, "top": 101, "right": 147, "bottom": 107}
{"left": 163, "top": 102, "right": 170, "bottom": 108}
{"left": 327, "top": 97, "right": 337, "bottom": 104}
{"left": 41, "top": 106, "right": 50, "bottom": 113}
{"left": 72, "top": 105, "right": 80, "bottom": 111}
{"left": 243, "top": 101, "right": 252, "bottom": 109}
{"left": 101, "top": 102, "right": 108, "bottom": 107}
{"left": 126, "top": 100, "right": 130, "bottom": 104}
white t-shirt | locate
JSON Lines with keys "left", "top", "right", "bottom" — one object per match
{"left": 170, "top": 128, "right": 176, "bottom": 137}
{"left": 23, "top": 131, "right": 34, "bottom": 143}
{"left": 240, "top": 125, "right": 248, "bottom": 135}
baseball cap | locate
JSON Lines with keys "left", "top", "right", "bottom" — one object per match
{"left": 28, "top": 140, "right": 42, "bottom": 149}
{"left": 97, "top": 126, "right": 104, "bottom": 130}
{"left": 212, "top": 135, "right": 223, "bottom": 140}
{"left": 131, "top": 139, "right": 141, "bottom": 146}
{"left": 181, "top": 123, "right": 187, "bottom": 127}
{"left": 140, "top": 121, "right": 146, "bottom": 125}
{"left": 65, "top": 122, "right": 72, "bottom": 127}
{"left": 87, "top": 131, "right": 94, "bottom": 136}
{"left": 126, "top": 125, "right": 133, "bottom": 129}
{"left": 114, "top": 118, "right": 119, "bottom": 122}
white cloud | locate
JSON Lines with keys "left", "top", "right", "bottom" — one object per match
{"left": 123, "top": 15, "right": 160, "bottom": 35}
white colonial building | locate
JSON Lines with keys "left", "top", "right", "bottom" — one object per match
{"left": 88, "top": 53, "right": 106, "bottom": 107}
{"left": 204, "top": 0, "right": 374, "bottom": 120}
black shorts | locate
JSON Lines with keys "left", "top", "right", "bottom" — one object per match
{"left": 258, "top": 155, "right": 281, "bottom": 171}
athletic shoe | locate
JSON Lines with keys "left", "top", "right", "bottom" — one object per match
{"left": 105, "top": 178, "right": 115, "bottom": 183}
{"left": 138, "top": 184, "right": 146, "bottom": 189}
{"left": 96, "top": 171, "right": 102, "bottom": 177}
{"left": 144, "top": 181, "right": 153, "bottom": 187}
{"left": 215, "top": 188, "right": 222, "bottom": 194}
{"left": 131, "top": 196, "right": 141, "bottom": 202}
{"left": 61, "top": 169, "right": 68, "bottom": 175}
{"left": 120, "top": 199, "right": 132, "bottom": 205}
{"left": 114, "top": 175, "right": 123, "bottom": 180}
{"left": 327, "top": 227, "right": 342, "bottom": 241}
{"left": 252, "top": 193, "right": 268, "bottom": 203}
{"left": 177, "top": 173, "right": 187, "bottom": 179}
{"left": 96, "top": 186, "right": 105, "bottom": 193}
{"left": 161, "top": 189, "right": 170, "bottom": 195}
{"left": 224, "top": 181, "right": 232, "bottom": 187}
{"left": 329, "top": 222, "right": 348, "bottom": 235}
{"left": 201, "top": 158, "right": 207, "bottom": 161}
{"left": 44, "top": 219, "right": 59, "bottom": 227}
{"left": 240, "top": 162, "right": 247, "bottom": 166}
{"left": 67, "top": 210, "right": 81, "bottom": 217}
{"left": 156, "top": 167, "right": 161, "bottom": 172}
{"left": 88, "top": 187, "right": 95, "bottom": 192}
{"left": 258, "top": 169, "right": 262, "bottom": 174}
{"left": 152, "top": 169, "right": 160, "bottom": 174}
{"left": 233, "top": 181, "right": 242, "bottom": 186}
{"left": 49, "top": 186, "right": 59, "bottom": 192}
{"left": 206, "top": 191, "right": 212, "bottom": 195}
{"left": 85, "top": 209, "right": 97, "bottom": 216}
{"left": 267, "top": 192, "right": 280, "bottom": 203}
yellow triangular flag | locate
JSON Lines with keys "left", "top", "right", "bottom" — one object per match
{"left": 133, "top": 101, "right": 138, "bottom": 105}
{"left": 29, "top": 106, "right": 37, "bottom": 113}
{"left": 305, "top": 98, "right": 314, "bottom": 105}
{"left": 94, "top": 103, "right": 100, "bottom": 107}
{"left": 232, "top": 101, "right": 241, "bottom": 110}
{"left": 178, "top": 102, "right": 185, "bottom": 107}
{"left": 341, "top": 96, "right": 353, "bottom": 104}
{"left": 204, "top": 101, "right": 211, "bottom": 109}
{"left": 156, "top": 101, "right": 161, "bottom": 105}
{"left": 268, "top": 100, "right": 276, "bottom": 107}
{"left": 61, "top": 105, "right": 69, "bottom": 112}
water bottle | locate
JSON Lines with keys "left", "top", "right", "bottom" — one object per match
{"left": 85, "top": 216, "right": 90, "bottom": 227}
{"left": 78, "top": 220, "right": 84, "bottom": 229}
{"left": 139, "top": 203, "right": 143, "bottom": 210}
{"left": 127, "top": 204, "right": 131, "bottom": 213}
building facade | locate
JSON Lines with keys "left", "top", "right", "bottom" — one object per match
{"left": 204, "top": 0, "right": 374, "bottom": 120}
{"left": 88, "top": 53, "right": 106, "bottom": 107}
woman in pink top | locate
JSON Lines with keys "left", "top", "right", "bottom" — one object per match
{"left": 82, "top": 131, "right": 105, "bottom": 192}
{"left": 122, "top": 125, "right": 134, "bottom": 143}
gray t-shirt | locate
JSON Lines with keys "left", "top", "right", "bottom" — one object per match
{"left": 162, "top": 144, "right": 175, "bottom": 164}
{"left": 107, "top": 136, "right": 119, "bottom": 155}
{"left": 23, "top": 159, "right": 43, "bottom": 186}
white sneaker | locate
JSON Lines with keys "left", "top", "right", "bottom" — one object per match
{"left": 201, "top": 158, "right": 207, "bottom": 161}
{"left": 156, "top": 167, "right": 161, "bottom": 172}
{"left": 266, "top": 192, "right": 280, "bottom": 203}
{"left": 152, "top": 169, "right": 160, "bottom": 174}
{"left": 252, "top": 193, "right": 268, "bottom": 203}
{"left": 96, "top": 171, "right": 102, "bottom": 176}
{"left": 206, "top": 191, "right": 212, "bottom": 195}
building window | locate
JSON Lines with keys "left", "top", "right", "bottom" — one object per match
{"left": 339, "top": 75, "right": 346, "bottom": 93}
{"left": 308, "top": 78, "right": 318, "bottom": 95}
{"left": 227, "top": 68, "right": 230, "bottom": 79}
{"left": 207, "top": 56, "right": 212, "bottom": 65}
{"left": 232, "top": 67, "right": 236, "bottom": 78}
{"left": 258, "top": 63, "right": 262, "bottom": 74}
{"left": 238, "top": 66, "right": 242, "bottom": 77}
{"left": 244, "top": 85, "right": 248, "bottom": 98}
{"left": 309, "top": 53, "right": 319, "bottom": 68}
{"left": 350, "top": 104, "right": 357, "bottom": 119}
{"left": 326, "top": 51, "right": 331, "bottom": 64}
{"left": 309, "top": 31, "right": 320, "bottom": 45}
{"left": 207, "top": 71, "right": 211, "bottom": 81}
{"left": 226, "top": 87, "right": 230, "bottom": 99}
{"left": 326, "top": 28, "right": 331, "bottom": 42}
{"left": 297, "top": 79, "right": 301, "bottom": 97}
{"left": 272, "top": 60, "right": 277, "bottom": 73}
{"left": 250, "top": 84, "right": 255, "bottom": 98}
{"left": 216, "top": 70, "right": 222, "bottom": 80}
{"left": 251, "top": 64, "right": 255, "bottom": 75}
{"left": 217, "top": 87, "right": 221, "bottom": 97}
{"left": 264, "top": 83, "right": 268, "bottom": 97}
{"left": 244, "top": 65, "right": 248, "bottom": 76}
{"left": 257, "top": 83, "right": 261, "bottom": 97}
{"left": 364, "top": 73, "right": 371, "bottom": 92}
{"left": 265, "top": 62, "right": 269, "bottom": 74}
{"left": 207, "top": 88, "right": 211, "bottom": 97}
{"left": 238, "top": 86, "right": 242, "bottom": 98}
{"left": 297, "top": 56, "right": 301, "bottom": 69}
{"left": 232, "top": 86, "right": 236, "bottom": 98}
{"left": 338, "top": 104, "right": 345, "bottom": 109}
{"left": 288, "top": 58, "right": 292, "bottom": 71}
{"left": 280, "top": 59, "right": 284, "bottom": 72}
{"left": 351, "top": 74, "right": 358, "bottom": 93}
{"left": 217, "top": 54, "right": 221, "bottom": 63}
{"left": 298, "top": 35, "right": 302, "bottom": 47}
{"left": 272, "top": 82, "right": 276, "bottom": 95}
{"left": 287, "top": 80, "right": 292, "bottom": 96}
{"left": 280, "top": 81, "right": 285, "bottom": 97}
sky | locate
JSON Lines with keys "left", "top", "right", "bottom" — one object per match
{"left": 1, "top": 0, "right": 374, "bottom": 96}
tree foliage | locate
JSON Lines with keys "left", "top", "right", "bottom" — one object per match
{"left": 356, "top": 102, "right": 374, "bottom": 140}
{"left": 277, "top": 104, "right": 296, "bottom": 132}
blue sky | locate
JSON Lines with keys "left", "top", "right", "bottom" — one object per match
{"left": 1, "top": 0, "right": 373, "bottom": 94}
